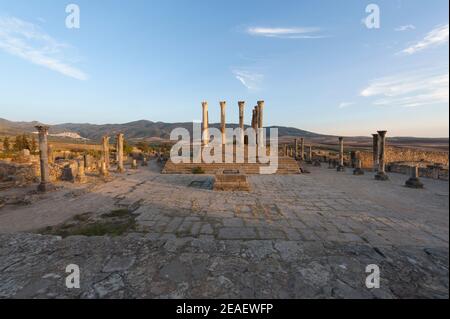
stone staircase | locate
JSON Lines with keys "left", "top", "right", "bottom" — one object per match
{"left": 162, "top": 156, "right": 301, "bottom": 175}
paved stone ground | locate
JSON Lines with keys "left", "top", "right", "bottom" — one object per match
{"left": 0, "top": 160, "right": 448, "bottom": 298}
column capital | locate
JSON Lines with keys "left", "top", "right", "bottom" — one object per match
{"left": 238, "top": 101, "right": 245, "bottom": 107}
{"left": 220, "top": 101, "right": 226, "bottom": 108}
{"left": 257, "top": 100, "right": 265, "bottom": 107}
{"left": 202, "top": 101, "right": 208, "bottom": 108}
{"left": 338, "top": 136, "right": 344, "bottom": 141}
{"left": 35, "top": 125, "right": 50, "bottom": 133}
{"left": 377, "top": 130, "right": 387, "bottom": 137}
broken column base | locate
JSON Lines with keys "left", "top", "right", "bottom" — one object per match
{"left": 405, "top": 177, "right": 424, "bottom": 189}
{"left": 336, "top": 165, "right": 346, "bottom": 172}
{"left": 353, "top": 168, "right": 365, "bottom": 175}
{"left": 375, "top": 172, "right": 389, "bottom": 181}
{"left": 37, "top": 182, "right": 56, "bottom": 192}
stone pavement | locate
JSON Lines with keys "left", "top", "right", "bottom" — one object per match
{"left": 0, "top": 160, "right": 448, "bottom": 298}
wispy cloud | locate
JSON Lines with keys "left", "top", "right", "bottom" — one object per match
{"left": 338, "top": 102, "right": 355, "bottom": 109}
{"left": 246, "top": 26, "right": 325, "bottom": 39}
{"left": 0, "top": 16, "right": 88, "bottom": 80}
{"left": 360, "top": 68, "right": 449, "bottom": 108}
{"left": 395, "top": 24, "right": 415, "bottom": 32}
{"left": 399, "top": 24, "right": 449, "bottom": 55}
{"left": 232, "top": 69, "right": 263, "bottom": 91}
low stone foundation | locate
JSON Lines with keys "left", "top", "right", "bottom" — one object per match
{"left": 213, "top": 169, "right": 251, "bottom": 191}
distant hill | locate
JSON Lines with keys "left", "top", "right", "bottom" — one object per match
{"left": 0, "top": 118, "right": 447, "bottom": 152}
{"left": 0, "top": 118, "right": 325, "bottom": 141}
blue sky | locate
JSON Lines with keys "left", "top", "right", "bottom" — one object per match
{"left": 0, "top": 0, "right": 448, "bottom": 137}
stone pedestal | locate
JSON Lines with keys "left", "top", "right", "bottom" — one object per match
{"left": 213, "top": 169, "right": 251, "bottom": 192}
{"left": 142, "top": 157, "right": 148, "bottom": 166}
{"left": 337, "top": 137, "right": 345, "bottom": 172}
{"left": 353, "top": 159, "right": 364, "bottom": 175}
{"left": 405, "top": 166, "right": 423, "bottom": 189}
{"left": 375, "top": 131, "right": 389, "bottom": 181}
{"left": 100, "top": 161, "right": 109, "bottom": 177}
{"left": 35, "top": 126, "right": 55, "bottom": 192}
{"left": 131, "top": 159, "right": 138, "bottom": 169}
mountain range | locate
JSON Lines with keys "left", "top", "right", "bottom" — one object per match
{"left": 0, "top": 118, "right": 324, "bottom": 141}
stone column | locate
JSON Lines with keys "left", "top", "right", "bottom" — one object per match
{"left": 238, "top": 101, "right": 245, "bottom": 145}
{"left": 294, "top": 139, "right": 299, "bottom": 159}
{"left": 375, "top": 131, "right": 389, "bottom": 180}
{"left": 308, "top": 145, "right": 313, "bottom": 163}
{"left": 220, "top": 101, "right": 226, "bottom": 145}
{"left": 372, "top": 134, "right": 379, "bottom": 172}
{"left": 353, "top": 158, "right": 364, "bottom": 175}
{"left": 405, "top": 165, "right": 423, "bottom": 188}
{"left": 300, "top": 138, "right": 305, "bottom": 161}
{"left": 117, "top": 133, "right": 124, "bottom": 173}
{"left": 257, "top": 101, "right": 264, "bottom": 128}
{"left": 35, "top": 126, "right": 54, "bottom": 192}
{"left": 102, "top": 136, "right": 110, "bottom": 170}
{"left": 76, "top": 159, "right": 87, "bottom": 183}
{"left": 202, "top": 101, "right": 209, "bottom": 145}
{"left": 337, "top": 137, "right": 345, "bottom": 171}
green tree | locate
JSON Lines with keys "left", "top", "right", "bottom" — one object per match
{"left": 30, "top": 135, "right": 37, "bottom": 153}
{"left": 136, "top": 141, "right": 149, "bottom": 153}
{"left": 123, "top": 139, "right": 133, "bottom": 155}
{"left": 3, "top": 137, "right": 10, "bottom": 152}
{"left": 22, "top": 134, "right": 30, "bottom": 150}
{"left": 13, "top": 136, "right": 23, "bottom": 151}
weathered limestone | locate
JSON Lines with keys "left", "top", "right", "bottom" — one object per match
{"left": 405, "top": 165, "right": 424, "bottom": 189}
{"left": 100, "top": 161, "right": 109, "bottom": 177}
{"left": 35, "top": 126, "right": 54, "bottom": 192}
{"left": 375, "top": 131, "right": 389, "bottom": 181}
{"left": 75, "top": 159, "right": 87, "bottom": 184}
{"left": 284, "top": 145, "right": 288, "bottom": 157}
{"left": 142, "top": 157, "right": 148, "bottom": 166}
{"left": 353, "top": 159, "right": 364, "bottom": 175}
{"left": 257, "top": 101, "right": 264, "bottom": 129}
{"left": 299, "top": 138, "right": 305, "bottom": 161}
{"left": 294, "top": 139, "right": 299, "bottom": 159}
{"left": 102, "top": 136, "right": 110, "bottom": 170}
{"left": 213, "top": 169, "right": 251, "bottom": 191}
{"left": 372, "top": 134, "right": 379, "bottom": 172}
{"left": 131, "top": 159, "right": 138, "bottom": 170}
{"left": 202, "top": 102, "right": 209, "bottom": 145}
{"left": 116, "top": 133, "right": 124, "bottom": 173}
{"left": 238, "top": 101, "right": 245, "bottom": 145}
{"left": 220, "top": 101, "right": 226, "bottom": 145}
{"left": 307, "top": 145, "right": 313, "bottom": 164}
{"left": 337, "top": 137, "right": 345, "bottom": 172}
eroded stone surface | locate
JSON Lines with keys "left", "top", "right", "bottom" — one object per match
{"left": 0, "top": 159, "right": 448, "bottom": 298}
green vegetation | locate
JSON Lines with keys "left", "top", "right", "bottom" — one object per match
{"left": 192, "top": 166, "right": 205, "bottom": 174}
{"left": 38, "top": 209, "right": 137, "bottom": 238}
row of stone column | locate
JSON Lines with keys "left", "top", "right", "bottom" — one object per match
{"left": 34, "top": 125, "right": 127, "bottom": 192}
{"left": 201, "top": 100, "right": 264, "bottom": 146}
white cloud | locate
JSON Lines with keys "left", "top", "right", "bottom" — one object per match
{"left": 246, "top": 27, "right": 324, "bottom": 39}
{"left": 338, "top": 102, "right": 354, "bottom": 109}
{"left": 0, "top": 16, "right": 88, "bottom": 80}
{"left": 232, "top": 69, "right": 263, "bottom": 91}
{"left": 395, "top": 24, "right": 415, "bottom": 32}
{"left": 360, "top": 69, "right": 449, "bottom": 108}
{"left": 400, "top": 24, "right": 449, "bottom": 55}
